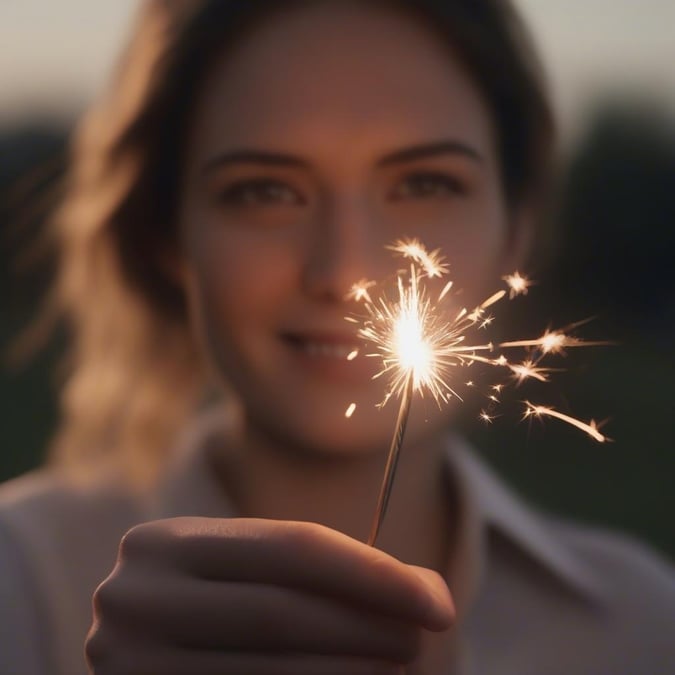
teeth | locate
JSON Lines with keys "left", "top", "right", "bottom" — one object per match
{"left": 303, "top": 342, "right": 358, "bottom": 359}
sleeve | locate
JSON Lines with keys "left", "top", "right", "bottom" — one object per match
{"left": 0, "top": 517, "right": 51, "bottom": 675}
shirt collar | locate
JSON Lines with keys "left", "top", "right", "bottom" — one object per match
{"left": 444, "top": 433, "right": 603, "bottom": 605}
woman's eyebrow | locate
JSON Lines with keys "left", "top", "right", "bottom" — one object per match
{"left": 201, "top": 150, "right": 309, "bottom": 175}
{"left": 377, "top": 140, "right": 484, "bottom": 166}
{"left": 201, "top": 139, "right": 482, "bottom": 176}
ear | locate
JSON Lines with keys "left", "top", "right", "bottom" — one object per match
{"left": 501, "top": 201, "right": 535, "bottom": 275}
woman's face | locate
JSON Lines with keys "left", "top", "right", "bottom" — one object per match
{"left": 178, "top": 1, "right": 526, "bottom": 456}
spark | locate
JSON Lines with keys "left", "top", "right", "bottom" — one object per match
{"left": 345, "top": 402, "right": 357, "bottom": 418}
{"left": 439, "top": 280, "right": 454, "bottom": 301}
{"left": 480, "top": 410, "right": 495, "bottom": 424}
{"left": 481, "top": 290, "right": 507, "bottom": 309}
{"left": 508, "top": 359, "right": 552, "bottom": 383}
{"left": 351, "top": 252, "right": 603, "bottom": 406}
{"left": 351, "top": 241, "right": 609, "bottom": 546}
{"left": 501, "top": 329, "right": 609, "bottom": 355}
{"left": 388, "top": 238, "right": 449, "bottom": 277}
{"left": 348, "top": 279, "right": 376, "bottom": 303}
{"left": 523, "top": 402, "right": 608, "bottom": 443}
{"left": 503, "top": 271, "right": 532, "bottom": 298}
{"left": 347, "top": 349, "right": 359, "bottom": 361}
{"left": 480, "top": 315, "right": 494, "bottom": 329}
{"left": 357, "top": 262, "right": 496, "bottom": 407}
{"left": 351, "top": 243, "right": 607, "bottom": 429}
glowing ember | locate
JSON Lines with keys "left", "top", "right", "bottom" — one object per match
{"left": 503, "top": 271, "right": 532, "bottom": 298}
{"left": 347, "top": 279, "right": 376, "bottom": 303}
{"left": 345, "top": 402, "right": 357, "bottom": 418}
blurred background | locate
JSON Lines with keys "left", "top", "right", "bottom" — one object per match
{"left": 1, "top": 1, "right": 673, "bottom": 557}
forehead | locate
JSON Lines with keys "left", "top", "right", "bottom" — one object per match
{"left": 187, "top": 1, "right": 494, "bottom": 162}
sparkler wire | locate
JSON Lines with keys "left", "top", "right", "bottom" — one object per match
{"left": 367, "top": 374, "right": 414, "bottom": 546}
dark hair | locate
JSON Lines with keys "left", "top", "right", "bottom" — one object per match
{"left": 50, "top": 0, "right": 555, "bottom": 482}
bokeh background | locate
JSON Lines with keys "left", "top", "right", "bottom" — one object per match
{"left": 1, "top": 1, "right": 674, "bottom": 557}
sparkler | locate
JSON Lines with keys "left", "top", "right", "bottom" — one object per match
{"left": 348, "top": 238, "right": 609, "bottom": 546}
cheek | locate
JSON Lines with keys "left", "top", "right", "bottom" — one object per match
{"left": 425, "top": 208, "right": 509, "bottom": 304}
{"left": 188, "top": 226, "right": 293, "bottom": 314}
{"left": 182, "top": 227, "right": 298, "bottom": 370}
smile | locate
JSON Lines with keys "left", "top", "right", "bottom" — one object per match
{"left": 300, "top": 342, "right": 358, "bottom": 359}
{"left": 283, "top": 334, "right": 360, "bottom": 360}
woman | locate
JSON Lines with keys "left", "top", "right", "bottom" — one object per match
{"left": 1, "top": 1, "right": 672, "bottom": 674}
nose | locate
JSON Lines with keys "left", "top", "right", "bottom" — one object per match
{"left": 302, "top": 196, "right": 384, "bottom": 302}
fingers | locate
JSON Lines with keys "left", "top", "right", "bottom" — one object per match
{"left": 407, "top": 565, "right": 455, "bottom": 630}
{"left": 94, "top": 573, "right": 421, "bottom": 660}
{"left": 121, "top": 518, "right": 454, "bottom": 631}
{"left": 89, "top": 518, "right": 454, "bottom": 675}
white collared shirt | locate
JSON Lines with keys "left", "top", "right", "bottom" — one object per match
{"left": 1, "top": 413, "right": 673, "bottom": 675}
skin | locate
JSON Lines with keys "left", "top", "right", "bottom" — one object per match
{"left": 87, "top": 2, "right": 530, "bottom": 673}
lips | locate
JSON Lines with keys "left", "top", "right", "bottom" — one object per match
{"left": 281, "top": 331, "right": 379, "bottom": 382}
{"left": 283, "top": 333, "right": 360, "bottom": 359}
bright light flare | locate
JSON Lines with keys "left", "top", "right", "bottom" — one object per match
{"left": 358, "top": 264, "right": 474, "bottom": 407}
{"left": 395, "top": 305, "right": 433, "bottom": 386}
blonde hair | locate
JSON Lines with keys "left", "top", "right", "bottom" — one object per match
{"left": 50, "top": 2, "right": 203, "bottom": 484}
{"left": 47, "top": 0, "right": 554, "bottom": 484}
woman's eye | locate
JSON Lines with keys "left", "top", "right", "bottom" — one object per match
{"left": 390, "top": 172, "right": 465, "bottom": 200}
{"left": 216, "top": 179, "right": 304, "bottom": 206}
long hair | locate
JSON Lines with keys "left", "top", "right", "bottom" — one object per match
{"left": 48, "top": 0, "right": 554, "bottom": 484}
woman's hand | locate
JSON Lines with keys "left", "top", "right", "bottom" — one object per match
{"left": 85, "top": 517, "right": 454, "bottom": 675}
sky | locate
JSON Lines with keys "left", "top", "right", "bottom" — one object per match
{"left": 1, "top": 0, "right": 675, "bottom": 140}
